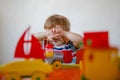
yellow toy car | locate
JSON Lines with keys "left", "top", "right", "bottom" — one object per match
{"left": 0, "top": 59, "right": 52, "bottom": 80}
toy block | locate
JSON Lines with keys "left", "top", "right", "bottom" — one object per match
{"left": 84, "top": 31, "right": 109, "bottom": 48}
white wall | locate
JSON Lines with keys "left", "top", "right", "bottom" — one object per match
{"left": 0, "top": 0, "right": 120, "bottom": 64}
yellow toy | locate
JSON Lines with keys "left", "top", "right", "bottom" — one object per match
{"left": 80, "top": 31, "right": 120, "bottom": 80}
{"left": 81, "top": 47, "right": 119, "bottom": 80}
{"left": 0, "top": 59, "right": 52, "bottom": 80}
{"left": 45, "top": 44, "right": 54, "bottom": 57}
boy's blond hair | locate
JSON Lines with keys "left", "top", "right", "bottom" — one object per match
{"left": 44, "top": 14, "right": 70, "bottom": 31}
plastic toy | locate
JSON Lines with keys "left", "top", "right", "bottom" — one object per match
{"left": 0, "top": 27, "right": 53, "bottom": 80}
{"left": 0, "top": 27, "right": 81, "bottom": 80}
{"left": 15, "top": 27, "right": 45, "bottom": 59}
{"left": 0, "top": 59, "right": 52, "bottom": 80}
{"left": 84, "top": 31, "right": 109, "bottom": 48}
{"left": 45, "top": 43, "right": 79, "bottom": 70}
{"left": 79, "top": 31, "right": 120, "bottom": 80}
{"left": 45, "top": 43, "right": 73, "bottom": 65}
{"left": 48, "top": 68, "right": 81, "bottom": 80}
{"left": 47, "top": 46, "right": 73, "bottom": 63}
{"left": 45, "top": 44, "right": 54, "bottom": 57}
{"left": 2, "top": 27, "right": 119, "bottom": 80}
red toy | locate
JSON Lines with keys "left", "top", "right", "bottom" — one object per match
{"left": 83, "top": 31, "right": 109, "bottom": 48}
{"left": 14, "top": 27, "right": 45, "bottom": 59}
{"left": 45, "top": 44, "right": 54, "bottom": 58}
{"left": 62, "top": 50, "right": 73, "bottom": 63}
{"left": 45, "top": 43, "right": 73, "bottom": 63}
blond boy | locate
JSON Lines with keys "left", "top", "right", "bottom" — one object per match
{"left": 34, "top": 14, "right": 83, "bottom": 63}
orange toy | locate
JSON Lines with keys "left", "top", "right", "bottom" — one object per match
{"left": 48, "top": 69, "right": 81, "bottom": 80}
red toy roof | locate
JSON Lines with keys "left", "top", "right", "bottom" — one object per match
{"left": 83, "top": 31, "right": 109, "bottom": 48}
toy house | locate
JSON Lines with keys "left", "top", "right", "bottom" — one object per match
{"left": 81, "top": 31, "right": 120, "bottom": 80}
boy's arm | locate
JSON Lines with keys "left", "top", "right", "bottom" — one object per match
{"left": 64, "top": 31, "right": 83, "bottom": 47}
{"left": 33, "top": 32, "right": 46, "bottom": 41}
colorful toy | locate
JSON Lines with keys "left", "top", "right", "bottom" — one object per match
{"left": 84, "top": 31, "right": 109, "bottom": 48}
{"left": 45, "top": 43, "right": 73, "bottom": 65}
{"left": 45, "top": 43, "right": 78, "bottom": 70}
{"left": 48, "top": 68, "right": 81, "bottom": 80}
{"left": 45, "top": 44, "right": 54, "bottom": 57}
{"left": 79, "top": 31, "right": 120, "bottom": 80}
{"left": 15, "top": 27, "right": 45, "bottom": 59}
{"left": 0, "top": 27, "right": 81, "bottom": 80}
{"left": 0, "top": 59, "right": 52, "bottom": 80}
{"left": 0, "top": 27, "right": 53, "bottom": 80}
{"left": 1, "top": 27, "right": 119, "bottom": 80}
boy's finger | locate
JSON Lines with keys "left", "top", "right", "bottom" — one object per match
{"left": 49, "top": 39, "right": 54, "bottom": 42}
{"left": 52, "top": 28, "right": 56, "bottom": 33}
{"left": 53, "top": 34, "right": 62, "bottom": 39}
{"left": 46, "top": 30, "right": 52, "bottom": 34}
{"left": 54, "top": 34, "right": 60, "bottom": 37}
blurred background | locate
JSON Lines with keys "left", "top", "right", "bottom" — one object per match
{"left": 0, "top": 0, "right": 120, "bottom": 64}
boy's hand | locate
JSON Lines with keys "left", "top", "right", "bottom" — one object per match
{"left": 52, "top": 27, "right": 65, "bottom": 38}
{"left": 46, "top": 29, "right": 54, "bottom": 41}
{"left": 46, "top": 29, "right": 61, "bottom": 41}
{"left": 46, "top": 25, "right": 65, "bottom": 41}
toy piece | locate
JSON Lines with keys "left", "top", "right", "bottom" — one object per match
{"left": 82, "top": 47, "right": 119, "bottom": 80}
{"left": 0, "top": 59, "right": 52, "bottom": 80}
{"left": 52, "top": 61, "right": 62, "bottom": 70}
{"left": 45, "top": 44, "right": 54, "bottom": 57}
{"left": 84, "top": 31, "right": 109, "bottom": 48}
{"left": 0, "top": 70, "right": 5, "bottom": 80}
{"left": 45, "top": 43, "right": 74, "bottom": 70}
{"left": 76, "top": 48, "right": 84, "bottom": 64}
{"left": 15, "top": 27, "right": 45, "bottom": 59}
{"left": 45, "top": 44, "right": 73, "bottom": 64}
{"left": 80, "top": 31, "right": 120, "bottom": 80}
{"left": 48, "top": 68, "right": 81, "bottom": 80}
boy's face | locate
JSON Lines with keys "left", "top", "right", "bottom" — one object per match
{"left": 46, "top": 25, "right": 65, "bottom": 46}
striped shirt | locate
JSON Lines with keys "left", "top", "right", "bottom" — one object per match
{"left": 53, "top": 41, "right": 78, "bottom": 63}
{"left": 53, "top": 41, "right": 77, "bottom": 56}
